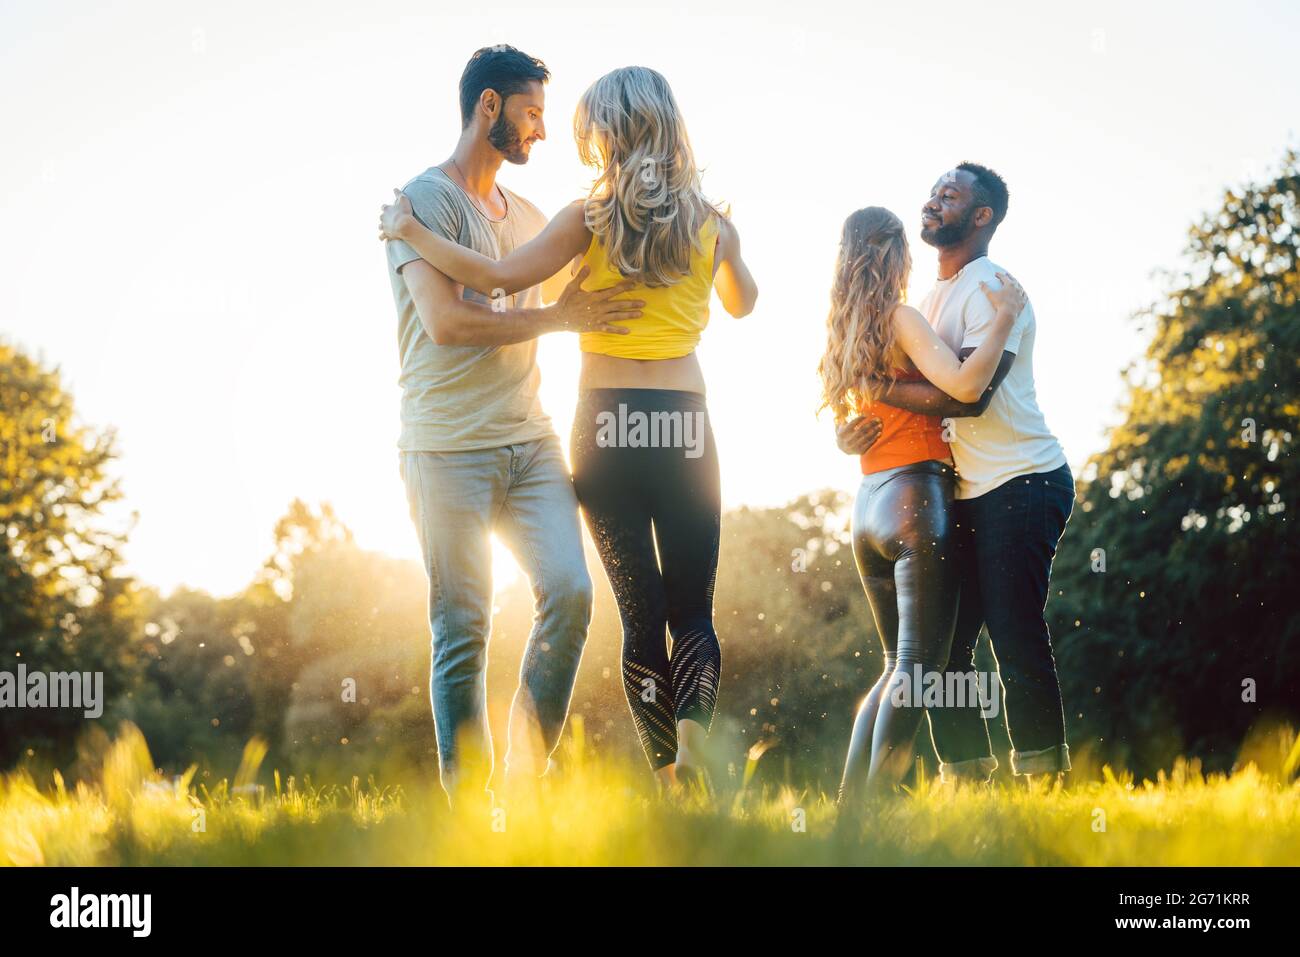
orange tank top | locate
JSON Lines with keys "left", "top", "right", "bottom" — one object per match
{"left": 858, "top": 371, "right": 952, "bottom": 475}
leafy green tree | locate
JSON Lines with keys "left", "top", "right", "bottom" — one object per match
{"left": 1051, "top": 150, "right": 1299, "bottom": 774}
{"left": 124, "top": 587, "right": 260, "bottom": 771}
{"left": 0, "top": 342, "right": 141, "bottom": 767}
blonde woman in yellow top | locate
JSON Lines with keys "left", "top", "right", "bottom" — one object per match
{"left": 379, "top": 65, "right": 758, "bottom": 789}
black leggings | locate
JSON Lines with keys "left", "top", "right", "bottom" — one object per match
{"left": 839, "top": 459, "right": 960, "bottom": 796}
{"left": 571, "top": 388, "right": 722, "bottom": 770}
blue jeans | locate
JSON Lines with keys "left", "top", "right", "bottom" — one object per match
{"left": 928, "top": 462, "right": 1075, "bottom": 779}
{"left": 400, "top": 434, "right": 593, "bottom": 793}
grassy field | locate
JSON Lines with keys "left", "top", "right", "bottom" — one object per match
{"left": 3, "top": 722, "right": 1299, "bottom": 866}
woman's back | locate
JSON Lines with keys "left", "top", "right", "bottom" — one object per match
{"left": 577, "top": 214, "right": 720, "bottom": 360}
{"left": 857, "top": 370, "right": 951, "bottom": 474}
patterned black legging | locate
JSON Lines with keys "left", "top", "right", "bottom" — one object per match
{"left": 571, "top": 387, "right": 722, "bottom": 770}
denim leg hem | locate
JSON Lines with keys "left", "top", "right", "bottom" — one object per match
{"left": 938, "top": 755, "right": 999, "bottom": 784}
{"left": 1011, "top": 743, "right": 1071, "bottom": 775}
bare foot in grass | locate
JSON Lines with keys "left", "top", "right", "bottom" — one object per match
{"left": 675, "top": 718, "right": 714, "bottom": 798}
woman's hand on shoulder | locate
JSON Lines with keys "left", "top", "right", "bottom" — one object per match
{"left": 378, "top": 188, "right": 416, "bottom": 242}
{"left": 980, "top": 271, "right": 1027, "bottom": 320}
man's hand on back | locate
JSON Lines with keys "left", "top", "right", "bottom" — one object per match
{"left": 549, "top": 265, "right": 643, "bottom": 335}
{"left": 836, "top": 416, "right": 883, "bottom": 455}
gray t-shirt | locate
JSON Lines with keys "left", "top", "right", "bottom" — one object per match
{"left": 386, "top": 166, "right": 554, "bottom": 451}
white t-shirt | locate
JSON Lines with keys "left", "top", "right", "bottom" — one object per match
{"left": 919, "top": 255, "right": 1066, "bottom": 500}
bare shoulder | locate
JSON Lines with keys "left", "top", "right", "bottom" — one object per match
{"left": 892, "top": 303, "right": 928, "bottom": 328}
{"left": 712, "top": 211, "right": 739, "bottom": 259}
{"left": 551, "top": 199, "right": 589, "bottom": 226}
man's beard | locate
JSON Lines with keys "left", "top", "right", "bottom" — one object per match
{"left": 488, "top": 114, "right": 529, "bottom": 164}
{"left": 921, "top": 205, "right": 976, "bottom": 247}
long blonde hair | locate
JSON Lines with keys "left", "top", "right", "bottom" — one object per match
{"left": 818, "top": 207, "right": 912, "bottom": 423}
{"left": 574, "top": 66, "right": 721, "bottom": 287}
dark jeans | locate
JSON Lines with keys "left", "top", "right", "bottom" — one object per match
{"left": 927, "top": 462, "right": 1075, "bottom": 778}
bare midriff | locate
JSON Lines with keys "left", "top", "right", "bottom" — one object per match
{"left": 578, "top": 350, "right": 707, "bottom": 395}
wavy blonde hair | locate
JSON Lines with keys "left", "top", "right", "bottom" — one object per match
{"left": 574, "top": 66, "right": 721, "bottom": 287}
{"left": 818, "top": 207, "right": 912, "bottom": 423}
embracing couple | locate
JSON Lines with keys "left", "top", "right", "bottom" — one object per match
{"left": 823, "top": 166, "right": 1074, "bottom": 800}
{"left": 380, "top": 45, "right": 756, "bottom": 801}
{"left": 380, "top": 44, "right": 1070, "bottom": 806}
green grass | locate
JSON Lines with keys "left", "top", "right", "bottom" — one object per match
{"left": 3, "top": 722, "right": 1299, "bottom": 866}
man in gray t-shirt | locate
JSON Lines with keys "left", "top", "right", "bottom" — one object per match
{"left": 383, "top": 46, "right": 640, "bottom": 801}
{"left": 386, "top": 166, "right": 554, "bottom": 451}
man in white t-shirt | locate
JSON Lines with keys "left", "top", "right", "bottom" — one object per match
{"left": 864, "top": 163, "right": 1075, "bottom": 782}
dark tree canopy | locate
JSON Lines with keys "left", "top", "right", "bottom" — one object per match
{"left": 1050, "top": 150, "right": 1299, "bottom": 774}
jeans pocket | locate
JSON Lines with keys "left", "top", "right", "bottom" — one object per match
{"left": 1043, "top": 476, "right": 1075, "bottom": 499}
{"left": 1043, "top": 482, "right": 1073, "bottom": 549}
{"left": 1040, "top": 463, "right": 1075, "bottom": 497}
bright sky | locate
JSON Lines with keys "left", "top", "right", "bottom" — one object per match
{"left": 2, "top": 0, "right": 1296, "bottom": 596}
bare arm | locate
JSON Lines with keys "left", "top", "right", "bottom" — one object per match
{"left": 539, "top": 252, "right": 581, "bottom": 305}
{"left": 712, "top": 214, "right": 758, "bottom": 317}
{"left": 402, "top": 260, "right": 641, "bottom": 347}
{"left": 880, "top": 348, "right": 1017, "bottom": 417}
{"left": 891, "top": 272, "right": 1024, "bottom": 403}
{"left": 382, "top": 194, "right": 590, "bottom": 297}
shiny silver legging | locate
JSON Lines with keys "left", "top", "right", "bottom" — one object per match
{"left": 839, "top": 459, "right": 961, "bottom": 798}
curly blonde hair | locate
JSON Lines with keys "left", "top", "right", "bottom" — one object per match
{"left": 574, "top": 66, "right": 722, "bottom": 287}
{"left": 818, "top": 207, "right": 912, "bottom": 423}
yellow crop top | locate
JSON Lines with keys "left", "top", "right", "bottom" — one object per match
{"left": 577, "top": 214, "right": 721, "bottom": 359}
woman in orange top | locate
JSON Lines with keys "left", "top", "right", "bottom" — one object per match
{"left": 818, "top": 207, "right": 1024, "bottom": 800}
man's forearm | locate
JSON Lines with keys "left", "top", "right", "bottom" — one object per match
{"left": 423, "top": 298, "right": 557, "bottom": 347}
{"left": 881, "top": 379, "right": 983, "bottom": 418}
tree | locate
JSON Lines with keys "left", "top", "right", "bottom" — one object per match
{"left": 0, "top": 341, "right": 141, "bottom": 767}
{"left": 1050, "top": 150, "right": 1299, "bottom": 774}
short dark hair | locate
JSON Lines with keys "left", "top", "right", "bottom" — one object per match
{"left": 458, "top": 45, "right": 549, "bottom": 128}
{"left": 957, "top": 161, "right": 1010, "bottom": 230}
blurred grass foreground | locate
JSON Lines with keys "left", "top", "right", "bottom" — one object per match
{"left": 3, "top": 721, "right": 1299, "bottom": 866}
